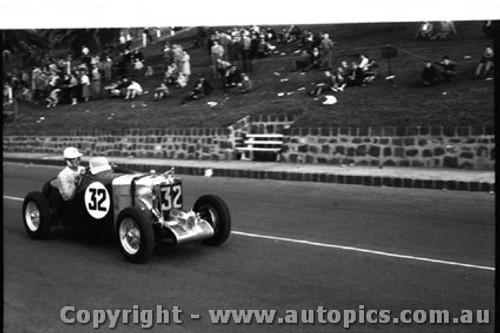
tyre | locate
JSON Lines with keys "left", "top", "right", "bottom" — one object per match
{"left": 116, "top": 207, "right": 155, "bottom": 263}
{"left": 193, "top": 194, "right": 231, "bottom": 246}
{"left": 22, "top": 191, "right": 52, "bottom": 240}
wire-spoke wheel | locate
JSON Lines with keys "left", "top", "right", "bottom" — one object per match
{"left": 23, "top": 192, "right": 51, "bottom": 239}
{"left": 116, "top": 207, "right": 155, "bottom": 263}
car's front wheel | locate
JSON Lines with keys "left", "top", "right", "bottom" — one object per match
{"left": 193, "top": 194, "right": 231, "bottom": 246}
{"left": 23, "top": 191, "right": 52, "bottom": 240}
{"left": 116, "top": 207, "right": 155, "bottom": 263}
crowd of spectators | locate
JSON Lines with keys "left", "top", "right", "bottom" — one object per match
{"left": 2, "top": 22, "right": 494, "bottom": 113}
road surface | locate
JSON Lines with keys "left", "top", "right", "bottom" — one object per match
{"left": 3, "top": 162, "right": 495, "bottom": 332}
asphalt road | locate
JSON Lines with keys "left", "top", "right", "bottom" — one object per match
{"left": 3, "top": 162, "right": 495, "bottom": 332}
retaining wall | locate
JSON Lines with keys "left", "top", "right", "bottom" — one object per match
{"left": 281, "top": 126, "right": 495, "bottom": 170}
{"left": 3, "top": 125, "right": 495, "bottom": 170}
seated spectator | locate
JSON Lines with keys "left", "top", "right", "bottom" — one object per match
{"left": 164, "top": 63, "right": 178, "bottom": 85}
{"left": 145, "top": 66, "right": 154, "bottom": 77}
{"left": 18, "top": 82, "right": 33, "bottom": 103}
{"left": 309, "top": 71, "right": 338, "bottom": 96}
{"left": 175, "top": 72, "right": 188, "bottom": 88}
{"left": 125, "top": 80, "right": 143, "bottom": 100}
{"left": 475, "top": 45, "right": 494, "bottom": 78}
{"left": 414, "top": 21, "right": 434, "bottom": 40}
{"left": 153, "top": 81, "right": 170, "bottom": 100}
{"left": 358, "top": 54, "right": 377, "bottom": 83}
{"left": 431, "top": 21, "right": 457, "bottom": 40}
{"left": 223, "top": 65, "right": 242, "bottom": 92}
{"left": 236, "top": 73, "right": 253, "bottom": 93}
{"left": 105, "top": 78, "right": 129, "bottom": 97}
{"left": 346, "top": 62, "right": 365, "bottom": 87}
{"left": 305, "top": 47, "right": 321, "bottom": 71}
{"left": 46, "top": 87, "right": 61, "bottom": 108}
{"left": 435, "top": 56, "right": 458, "bottom": 82}
{"left": 256, "top": 38, "right": 274, "bottom": 58}
{"left": 182, "top": 75, "right": 213, "bottom": 104}
{"left": 293, "top": 50, "right": 311, "bottom": 72}
{"left": 216, "top": 59, "right": 232, "bottom": 79}
{"left": 421, "top": 61, "right": 442, "bottom": 86}
{"left": 332, "top": 67, "right": 347, "bottom": 91}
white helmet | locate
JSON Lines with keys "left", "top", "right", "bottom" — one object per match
{"left": 63, "top": 147, "right": 83, "bottom": 159}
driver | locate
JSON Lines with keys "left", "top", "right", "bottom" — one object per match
{"left": 57, "top": 147, "right": 85, "bottom": 201}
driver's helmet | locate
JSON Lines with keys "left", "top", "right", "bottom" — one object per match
{"left": 63, "top": 147, "right": 83, "bottom": 159}
{"left": 89, "top": 157, "right": 112, "bottom": 175}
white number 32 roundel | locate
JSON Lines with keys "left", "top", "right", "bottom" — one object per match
{"left": 84, "top": 182, "right": 111, "bottom": 219}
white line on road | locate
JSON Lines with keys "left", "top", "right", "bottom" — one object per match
{"left": 4, "top": 195, "right": 494, "bottom": 271}
{"left": 232, "top": 231, "right": 495, "bottom": 271}
{"left": 3, "top": 196, "right": 24, "bottom": 202}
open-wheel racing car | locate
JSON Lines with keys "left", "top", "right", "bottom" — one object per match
{"left": 22, "top": 157, "right": 231, "bottom": 263}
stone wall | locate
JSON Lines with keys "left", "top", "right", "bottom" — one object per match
{"left": 3, "top": 128, "right": 235, "bottom": 161}
{"left": 3, "top": 125, "right": 495, "bottom": 170}
{"left": 281, "top": 126, "right": 495, "bottom": 170}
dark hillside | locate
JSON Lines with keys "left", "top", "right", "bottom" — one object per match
{"left": 3, "top": 21, "right": 494, "bottom": 135}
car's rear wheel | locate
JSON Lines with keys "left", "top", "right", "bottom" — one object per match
{"left": 22, "top": 191, "right": 52, "bottom": 240}
{"left": 116, "top": 207, "right": 155, "bottom": 263}
{"left": 193, "top": 194, "right": 231, "bottom": 246}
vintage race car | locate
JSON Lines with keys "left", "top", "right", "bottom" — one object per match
{"left": 22, "top": 157, "right": 231, "bottom": 263}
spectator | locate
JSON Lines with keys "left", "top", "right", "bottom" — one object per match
{"left": 45, "top": 87, "right": 61, "bottom": 108}
{"left": 293, "top": 50, "right": 312, "bottom": 72}
{"left": 332, "top": 67, "right": 347, "bottom": 91}
{"left": 309, "top": 71, "right": 338, "bottom": 96}
{"left": 172, "top": 44, "right": 184, "bottom": 70}
{"left": 182, "top": 74, "right": 213, "bottom": 104}
{"left": 346, "top": 62, "right": 365, "bottom": 87}
{"left": 435, "top": 56, "right": 458, "bottom": 82}
{"left": 256, "top": 37, "right": 275, "bottom": 58}
{"left": 475, "top": 45, "right": 494, "bottom": 78}
{"left": 218, "top": 32, "right": 232, "bottom": 60}
{"left": 319, "top": 33, "right": 335, "bottom": 70}
{"left": 228, "top": 35, "right": 242, "bottom": 68}
{"left": 153, "top": 81, "right": 170, "bottom": 100}
{"left": 102, "top": 56, "right": 113, "bottom": 82}
{"left": 69, "top": 72, "right": 79, "bottom": 105}
{"left": 304, "top": 47, "right": 321, "bottom": 71}
{"left": 414, "top": 21, "right": 434, "bottom": 40}
{"left": 164, "top": 63, "right": 178, "bottom": 85}
{"left": 125, "top": 80, "right": 143, "bottom": 100}
{"left": 216, "top": 59, "right": 232, "bottom": 81}
{"left": 145, "top": 66, "right": 154, "bottom": 77}
{"left": 421, "top": 61, "right": 442, "bottom": 86}
{"left": 90, "top": 64, "right": 102, "bottom": 100}
{"left": 241, "top": 31, "right": 253, "bottom": 72}
{"left": 133, "top": 58, "right": 144, "bottom": 77}
{"left": 105, "top": 78, "right": 129, "bottom": 98}
{"left": 80, "top": 70, "right": 91, "bottom": 102}
{"left": 211, "top": 40, "right": 225, "bottom": 78}
{"left": 432, "top": 21, "right": 457, "bottom": 40}
{"left": 175, "top": 73, "right": 188, "bottom": 88}
{"left": 3, "top": 81, "right": 14, "bottom": 105}
{"left": 163, "top": 42, "right": 174, "bottom": 66}
{"left": 223, "top": 65, "right": 242, "bottom": 92}
{"left": 358, "top": 54, "right": 377, "bottom": 83}
{"left": 236, "top": 73, "right": 253, "bottom": 93}
{"left": 18, "top": 82, "right": 33, "bottom": 103}
{"left": 179, "top": 50, "right": 191, "bottom": 82}
{"left": 60, "top": 73, "right": 72, "bottom": 104}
